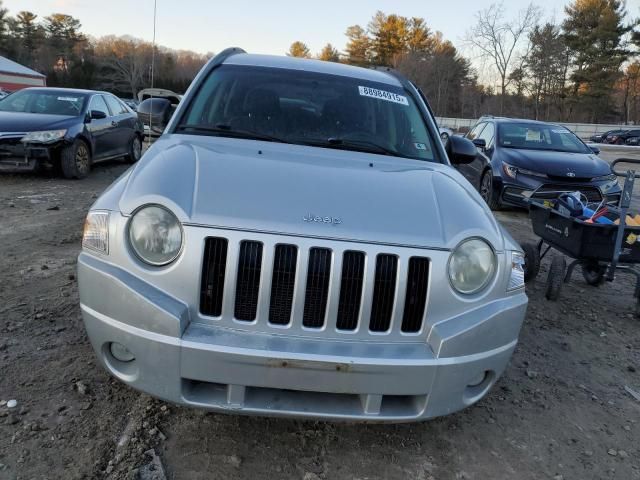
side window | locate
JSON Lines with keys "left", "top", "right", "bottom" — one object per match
{"left": 104, "top": 95, "right": 125, "bottom": 116}
{"left": 478, "top": 122, "right": 495, "bottom": 146}
{"left": 467, "top": 122, "right": 486, "bottom": 141}
{"left": 89, "top": 95, "right": 109, "bottom": 117}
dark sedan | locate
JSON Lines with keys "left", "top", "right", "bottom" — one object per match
{"left": 589, "top": 129, "right": 626, "bottom": 143}
{"left": 456, "top": 117, "right": 621, "bottom": 209}
{"left": 0, "top": 87, "right": 143, "bottom": 179}
{"left": 604, "top": 128, "right": 640, "bottom": 145}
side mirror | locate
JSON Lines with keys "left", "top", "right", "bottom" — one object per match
{"left": 90, "top": 110, "right": 107, "bottom": 120}
{"left": 447, "top": 136, "right": 477, "bottom": 165}
{"left": 589, "top": 145, "right": 600, "bottom": 155}
{"left": 472, "top": 138, "right": 487, "bottom": 149}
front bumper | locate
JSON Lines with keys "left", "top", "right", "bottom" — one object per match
{"left": 0, "top": 142, "right": 58, "bottom": 173}
{"left": 78, "top": 252, "right": 527, "bottom": 422}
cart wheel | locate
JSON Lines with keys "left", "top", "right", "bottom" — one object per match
{"left": 546, "top": 256, "right": 566, "bottom": 301}
{"left": 581, "top": 262, "right": 606, "bottom": 286}
{"left": 522, "top": 242, "right": 540, "bottom": 283}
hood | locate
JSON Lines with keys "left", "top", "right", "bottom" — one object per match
{"left": 0, "top": 111, "right": 78, "bottom": 132}
{"left": 500, "top": 147, "right": 610, "bottom": 179}
{"left": 119, "top": 135, "right": 504, "bottom": 250}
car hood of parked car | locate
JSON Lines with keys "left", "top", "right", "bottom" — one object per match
{"left": 0, "top": 111, "right": 78, "bottom": 132}
{"left": 499, "top": 147, "right": 611, "bottom": 178}
{"left": 114, "top": 135, "right": 507, "bottom": 251}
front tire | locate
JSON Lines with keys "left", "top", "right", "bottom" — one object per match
{"left": 60, "top": 139, "right": 91, "bottom": 179}
{"left": 125, "top": 135, "right": 142, "bottom": 163}
{"left": 480, "top": 169, "right": 500, "bottom": 210}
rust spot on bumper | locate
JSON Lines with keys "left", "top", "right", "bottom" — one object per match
{"left": 266, "top": 358, "right": 351, "bottom": 372}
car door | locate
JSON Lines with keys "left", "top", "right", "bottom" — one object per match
{"left": 457, "top": 122, "right": 486, "bottom": 183}
{"left": 85, "top": 95, "right": 114, "bottom": 159}
{"left": 104, "top": 94, "right": 132, "bottom": 155}
{"left": 469, "top": 122, "right": 495, "bottom": 188}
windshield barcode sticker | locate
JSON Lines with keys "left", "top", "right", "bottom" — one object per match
{"left": 358, "top": 86, "right": 408, "bottom": 106}
{"left": 57, "top": 96, "right": 79, "bottom": 102}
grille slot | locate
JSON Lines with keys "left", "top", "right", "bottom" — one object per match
{"left": 269, "top": 244, "right": 298, "bottom": 325}
{"left": 401, "top": 257, "right": 430, "bottom": 333}
{"left": 336, "top": 251, "right": 365, "bottom": 330}
{"left": 369, "top": 254, "right": 398, "bottom": 332}
{"left": 302, "top": 248, "right": 332, "bottom": 328}
{"left": 234, "top": 241, "right": 263, "bottom": 321}
{"left": 200, "top": 237, "right": 229, "bottom": 316}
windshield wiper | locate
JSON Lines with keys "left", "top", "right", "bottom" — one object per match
{"left": 295, "top": 137, "right": 402, "bottom": 157}
{"left": 175, "top": 124, "right": 288, "bottom": 144}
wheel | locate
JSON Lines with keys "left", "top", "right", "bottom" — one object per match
{"left": 522, "top": 242, "right": 540, "bottom": 283}
{"left": 125, "top": 135, "right": 142, "bottom": 163}
{"left": 545, "top": 256, "right": 566, "bottom": 301}
{"left": 479, "top": 169, "right": 500, "bottom": 210}
{"left": 581, "top": 262, "right": 606, "bottom": 286}
{"left": 60, "top": 139, "right": 91, "bottom": 179}
{"left": 635, "top": 296, "right": 640, "bottom": 319}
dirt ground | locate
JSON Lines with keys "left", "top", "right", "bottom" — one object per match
{"left": 1, "top": 150, "right": 639, "bottom": 480}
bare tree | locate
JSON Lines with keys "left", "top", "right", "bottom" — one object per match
{"left": 94, "top": 36, "right": 152, "bottom": 98}
{"left": 465, "top": 2, "right": 540, "bottom": 114}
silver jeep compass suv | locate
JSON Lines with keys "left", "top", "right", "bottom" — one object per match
{"left": 78, "top": 48, "right": 527, "bottom": 421}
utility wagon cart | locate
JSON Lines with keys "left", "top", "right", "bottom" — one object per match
{"left": 522, "top": 158, "right": 640, "bottom": 316}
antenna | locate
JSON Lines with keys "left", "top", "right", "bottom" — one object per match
{"left": 147, "top": 0, "right": 157, "bottom": 147}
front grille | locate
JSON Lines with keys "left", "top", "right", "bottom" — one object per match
{"left": 533, "top": 185, "right": 602, "bottom": 203}
{"left": 336, "top": 251, "right": 365, "bottom": 330}
{"left": 370, "top": 255, "right": 398, "bottom": 332}
{"left": 199, "top": 237, "right": 430, "bottom": 338}
{"left": 401, "top": 257, "right": 430, "bottom": 332}
{"left": 268, "top": 244, "right": 297, "bottom": 325}
{"left": 302, "top": 248, "right": 332, "bottom": 328}
{"left": 200, "top": 237, "right": 228, "bottom": 316}
{"left": 234, "top": 241, "right": 263, "bottom": 321}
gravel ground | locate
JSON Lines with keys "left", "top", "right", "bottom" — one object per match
{"left": 0, "top": 149, "right": 639, "bottom": 480}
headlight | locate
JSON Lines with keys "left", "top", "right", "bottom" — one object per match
{"left": 128, "top": 205, "right": 183, "bottom": 266}
{"left": 82, "top": 211, "right": 109, "bottom": 254}
{"left": 502, "top": 162, "right": 547, "bottom": 179}
{"left": 508, "top": 252, "right": 525, "bottom": 291}
{"left": 20, "top": 129, "right": 67, "bottom": 144}
{"left": 448, "top": 238, "right": 496, "bottom": 294}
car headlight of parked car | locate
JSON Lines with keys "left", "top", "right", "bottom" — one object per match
{"left": 20, "top": 129, "right": 67, "bottom": 144}
{"left": 82, "top": 211, "right": 110, "bottom": 254}
{"left": 128, "top": 205, "right": 183, "bottom": 266}
{"left": 448, "top": 238, "right": 496, "bottom": 295}
{"left": 502, "top": 162, "right": 547, "bottom": 179}
{"left": 508, "top": 252, "right": 525, "bottom": 291}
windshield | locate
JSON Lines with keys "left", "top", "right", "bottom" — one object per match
{"left": 175, "top": 65, "right": 438, "bottom": 162}
{"left": 0, "top": 90, "right": 86, "bottom": 116}
{"left": 498, "top": 122, "right": 590, "bottom": 154}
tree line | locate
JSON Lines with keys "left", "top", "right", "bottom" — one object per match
{"left": 289, "top": 2, "right": 640, "bottom": 125}
{"left": 0, "top": 3, "right": 209, "bottom": 98}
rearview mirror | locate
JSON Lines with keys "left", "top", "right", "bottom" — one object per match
{"left": 90, "top": 110, "right": 107, "bottom": 120}
{"left": 472, "top": 138, "right": 487, "bottom": 149}
{"left": 447, "top": 136, "right": 477, "bottom": 165}
{"left": 589, "top": 145, "right": 600, "bottom": 155}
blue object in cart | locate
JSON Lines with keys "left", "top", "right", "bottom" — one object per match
{"left": 582, "top": 207, "right": 614, "bottom": 224}
{"left": 555, "top": 193, "right": 583, "bottom": 217}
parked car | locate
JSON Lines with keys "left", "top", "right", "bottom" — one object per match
{"left": 459, "top": 117, "right": 621, "bottom": 209}
{"left": 626, "top": 135, "right": 640, "bottom": 146}
{"left": 136, "top": 88, "right": 182, "bottom": 137}
{"left": 439, "top": 126, "right": 453, "bottom": 142}
{"left": 604, "top": 129, "right": 640, "bottom": 145}
{"left": 78, "top": 48, "right": 528, "bottom": 422}
{"left": 0, "top": 87, "right": 143, "bottom": 178}
{"left": 589, "top": 129, "right": 626, "bottom": 143}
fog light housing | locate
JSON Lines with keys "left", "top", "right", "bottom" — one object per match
{"left": 109, "top": 342, "right": 135, "bottom": 362}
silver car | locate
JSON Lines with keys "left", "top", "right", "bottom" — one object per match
{"left": 78, "top": 48, "right": 528, "bottom": 421}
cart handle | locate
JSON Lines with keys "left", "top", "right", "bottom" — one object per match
{"left": 612, "top": 158, "right": 640, "bottom": 178}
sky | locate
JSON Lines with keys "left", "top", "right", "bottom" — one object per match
{"left": 9, "top": 0, "right": 630, "bottom": 58}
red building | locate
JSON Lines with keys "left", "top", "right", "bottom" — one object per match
{"left": 0, "top": 56, "right": 46, "bottom": 92}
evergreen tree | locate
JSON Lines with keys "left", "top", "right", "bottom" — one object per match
{"left": 318, "top": 43, "right": 340, "bottom": 62}
{"left": 287, "top": 41, "right": 311, "bottom": 58}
